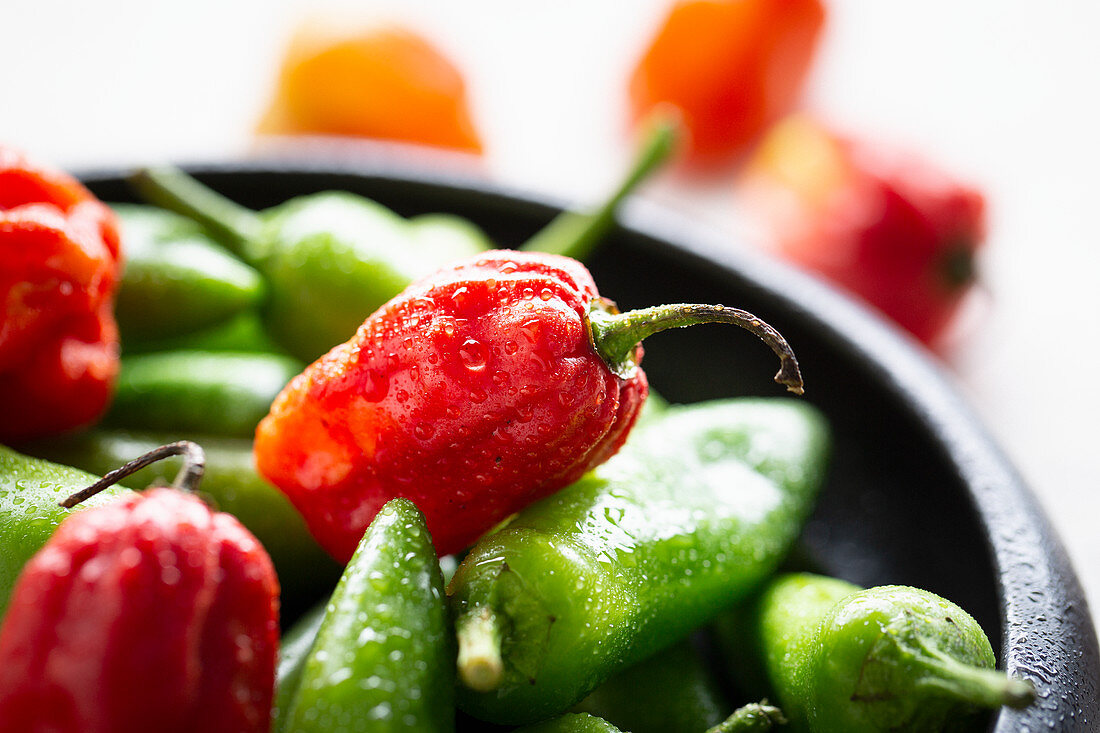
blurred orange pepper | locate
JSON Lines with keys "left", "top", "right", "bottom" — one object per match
{"left": 260, "top": 25, "right": 482, "bottom": 153}
{"left": 629, "top": 0, "right": 825, "bottom": 165}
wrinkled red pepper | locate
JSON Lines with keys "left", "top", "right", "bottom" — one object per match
{"left": 0, "top": 457, "right": 279, "bottom": 733}
{"left": 256, "top": 249, "right": 802, "bottom": 561}
{"left": 0, "top": 145, "right": 122, "bottom": 441}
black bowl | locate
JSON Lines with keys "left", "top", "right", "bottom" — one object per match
{"left": 83, "top": 161, "right": 1099, "bottom": 731}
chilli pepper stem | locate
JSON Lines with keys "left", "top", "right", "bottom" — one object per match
{"left": 59, "top": 441, "right": 206, "bottom": 508}
{"left": 519, "top": 111, "right": 679, "bottom": 260}
{"left": 589, "top": 304, "right": 804, "bottom": 394}
{"left": 914, "top": 638, "right": 1036, "bottom": 710}
{"left": 456, "top": 607, "right": 505, "bottom": 692}
{"left": 129, "top": 167, "right": 262, "bottom": 255}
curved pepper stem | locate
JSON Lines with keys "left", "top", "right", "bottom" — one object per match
{"left": 128, "top": 167, "right": 263, "bottom": 257}
{"left": 519, "top": 110, "right": 680, "bottom": 260}
{"left": 59, "top": 440, "right": 206, "bottom": 508}
{"left": 589, "top": 303, "right": 804, "bottom": 395}
{"left": 910, "top": 636, "right": 1036, "bottom": 710}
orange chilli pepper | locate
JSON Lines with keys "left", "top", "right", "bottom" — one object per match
{"left": 629, "top": 0, "right": 825, "bottom": 164}
{"left": 259, "top": 25, "right": 482, "bottom": 153}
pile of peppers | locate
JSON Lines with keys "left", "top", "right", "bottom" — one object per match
{"left": 0, "top": 137, "right": 1035, "bottom": 733}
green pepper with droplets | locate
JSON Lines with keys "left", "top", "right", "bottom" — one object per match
{"left": 714, "top": 572, "right": 1035, "bottom": 732}
{"left": 129, "top": 116, "right": 678, "bottom": 362}
{"left": 280, "top": 498, "right": 454, "bottom": 732}
{"left": 448, "top": 397, "right": 830, "bottom": 724}
{"left": 0, "top": 445, "right": 130, "bottom": 617}
{"left": 19, "top": 429, "right": 340, "bottom": 613}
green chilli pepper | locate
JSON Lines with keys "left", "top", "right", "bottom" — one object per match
{"left": 104, "top": 350, "right": 304, "bottom": 437}
{"left": 449, "top": 398, "right": 830, "bottom": 724}
{"left": 574, "top": 639, "right": 728, "bottom": 733}
{"left": 121, "top": 311, "right": 286, "bottom": 356}
{"left": 0, "top": 445, "right": 130, "bottom": 617}
{"left": 516, "top": 704, "right": 786, "bottom": 733}
{"left": 20, "top": 430, "right": 340, "bottom": 611}
{"left": 273, "top": 602, "right": 327, "bottom": 732}
{"left": 282, "top": 498, "right": 454, "bottom": 732}
{"left": 112, "top": 204, "right": 264, "bottom": 345}
{"left": 715, "top": 572, "right": 1035, "bottom": 732}
{"left": 129, "top": 116, "right": 677, "bottom": 362}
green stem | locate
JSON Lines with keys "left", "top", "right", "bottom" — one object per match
{"left": 705, "top": 702, "right": 787, "bottom": 733}
{"left": 915, "top": 641, "right": 1036, "bottom": 710}
{"left": 128, "top": 167, "right": 263, "bottom": 258}
{"left": 520, "top": 111, "right": 679, "bottom": 260}
{"left": 589, "top": 304, "right": 804, "bottom": 395}
{"left": 456, "top": 607, "right": 505, "bottom": 692}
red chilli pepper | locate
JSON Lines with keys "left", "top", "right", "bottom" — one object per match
{"left": 0, "top": 145, "right": 123, "bottom": 441}
{"left": 0, "top": 443, "right": 279, "bottom": 733}
{"left": 255, "top": 250, "right": 802, "bottom": 561}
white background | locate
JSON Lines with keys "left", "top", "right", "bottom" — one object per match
{"left": 3, "top": 1, "right": 1098, "bottom": 622}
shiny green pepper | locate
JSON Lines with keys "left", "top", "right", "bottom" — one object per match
{"left": 449, "top": 398, "right": 830, "bottom": 724}
{"left": 20, "top": 430, "right": 340, "bottom": 612}
{"left": 104, "top": 350, "right": 304, "bottom": 437}
{"left": 130, "top": 117, "right": 677, "bottom": 362}
{"left": 281, "top": 498, "right": 454, "bottom": 732}
{"left": 0, "top": 445, "right": 129, "bottom": 617}
{"left": 112, "top": 204, "right": 264, "bottom": 345}
{"left": 715, "top": 573, "right": 1035, "bottom": 732}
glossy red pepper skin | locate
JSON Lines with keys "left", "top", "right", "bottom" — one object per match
{"left": 0, "top": 146, "right": 122, "bottom": 441}
{"left": 0, "top": 488, "right": 279, "bottom": 733}
{"left": 255, "top": 250, "right": 648, "bottom": 560}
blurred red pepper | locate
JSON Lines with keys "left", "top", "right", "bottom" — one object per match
{"left": 259, "top": 24, "right": 482, "bottom": 153}
{"left": 740, "top": 115, "right": 986, "bottom": 345}
{"left": 255, "top": 250, "right": 801, "bottom": 561}
{"left": 0, "top": 146, "right": 122, "bottom": 441}
{"left": 629, "top": 0, "right": 825, "bottom": 165}
{"left": 0, "top": 444, "right": 279, "bottom": 733}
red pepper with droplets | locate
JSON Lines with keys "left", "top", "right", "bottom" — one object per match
{"left": 255, "top": 249, "right": 802, "bottom": 561}
{"left": 0, "top": 145, "right": 123, "bottom": 441}
{"left": 0, "top": 443, "right": 279, "bottom": 733}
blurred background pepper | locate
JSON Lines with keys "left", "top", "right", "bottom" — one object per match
{"left": 259, "top": 23, "right": 483, "bottom": 153}
{"left": 0, "top": 146, "right": 122, "bottom": 442}
{"left": 629, "top": 0, "right": 825, "bottom": 165}
{"left": 738, "top": 115, "right": 986, "bottom": 346}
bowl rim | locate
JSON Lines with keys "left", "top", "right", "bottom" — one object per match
{"left": 79, "top": 156, "right": 1100, "bottom": 731}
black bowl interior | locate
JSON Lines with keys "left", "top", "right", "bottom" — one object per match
{"left": 84, "top": 163, "right": 1100, "bottom": 732}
